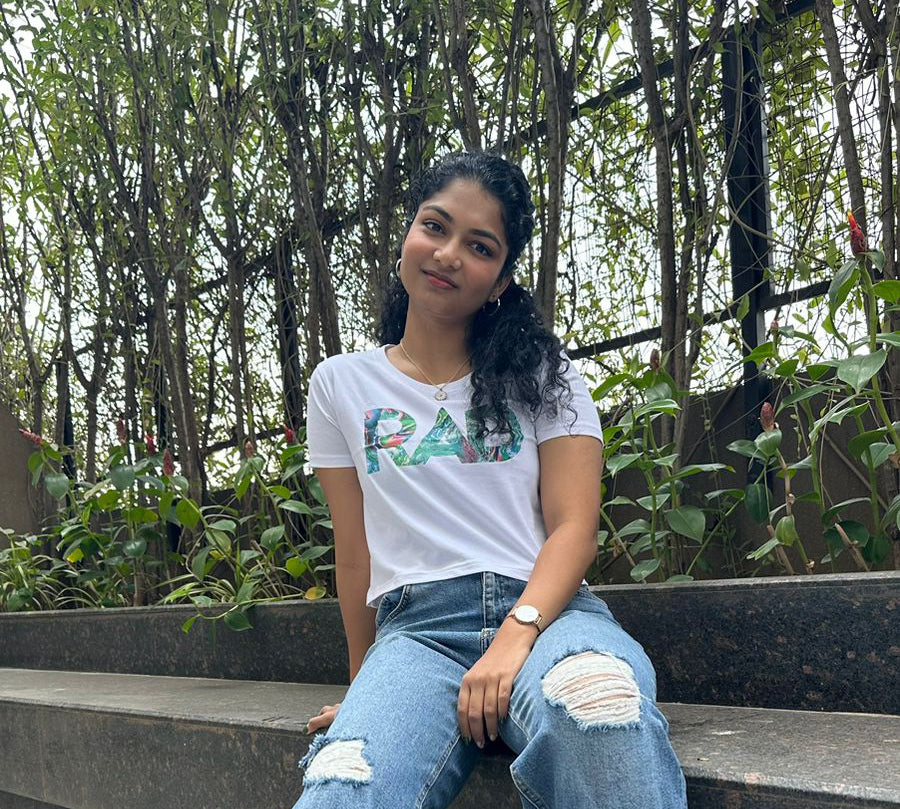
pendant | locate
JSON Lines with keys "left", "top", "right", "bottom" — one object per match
{"left": 434, "top": 389, "right": 447, "bottom": 401}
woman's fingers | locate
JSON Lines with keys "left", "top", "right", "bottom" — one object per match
{"left": 306, "top": 702, "right": 341, "bottom": 733}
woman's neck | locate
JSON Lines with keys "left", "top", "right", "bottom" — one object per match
{"left": 393, "top": 319, "right": 472, "bottom": 381}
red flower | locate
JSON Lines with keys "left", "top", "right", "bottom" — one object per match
{"left": 146, "top": 433, "right": 157, "bottom": 455}
{"left": 649, "top": 349, "right": 660, "bottom": 371}
{"left": 162, "top": 448, "right": 175, "bottom": 477}
{"left": 244, "top": 439, "right": 255, "bottom": 458}
{"left": 283, "top": 424, "right": 296, "bottom": 445}
{"left": 760, "top": 402, "right": 776, "bottom": 432}
{"left": 848, "top": 211, "right": 867, "bottom": 256}
{"left": 18, "top": 427, "right": 44, "bottom": 447}
{"left": 769, "top": 318, "right": 779, "bottom": 335}
{"left": 116, "top": 417, "right": 127, "bottom": 445}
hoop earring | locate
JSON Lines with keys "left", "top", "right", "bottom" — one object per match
{"left": 394, "top": 258, "right": 401, "bottom": 276}
{"left": 483, "top": 297, "right": 501, "bottom": 316}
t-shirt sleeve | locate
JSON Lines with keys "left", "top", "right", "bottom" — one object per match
{"left": 305, "top": 363, "right": 355, "bottom": 467}
{"left": 533, "top": 351, "right": 604, "bottom": 445}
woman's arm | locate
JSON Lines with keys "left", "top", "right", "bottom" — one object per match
{"left": 314, "top": 467, "right": 376, "bottom": 682}
{"left": 456, "top": 433, "right": 604, "bottom": 746}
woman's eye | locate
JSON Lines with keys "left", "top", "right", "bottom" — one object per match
{"left": 423, "top": 220, "right": 442, "bottom": 233}
{"left": 472, "top": 242, "right": 492, "bottom": 257}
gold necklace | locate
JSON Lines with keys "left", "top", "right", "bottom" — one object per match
{"left": 397, "top": 340, "right": 470, "bottom": 401}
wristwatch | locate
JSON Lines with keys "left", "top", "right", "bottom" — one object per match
{"left": 507, "top": 604, "right": 544, "bottom": 633}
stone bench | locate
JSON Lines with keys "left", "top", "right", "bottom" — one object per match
{"left": 1, "top": 668, "right": 898, "bottom": 809}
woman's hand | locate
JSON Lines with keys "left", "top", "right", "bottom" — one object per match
{"left": 306, "top": 702, "right": 342, "bottom": 734}
{"left": 457, "top": 622, "right": 538, "bottom": 747}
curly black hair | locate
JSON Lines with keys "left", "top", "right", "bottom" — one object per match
{"left": 374, "top": 150, "right": 577, "bottom": 443}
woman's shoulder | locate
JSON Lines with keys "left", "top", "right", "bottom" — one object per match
{"left": 311, "top": 346, "right": 384, "bottom": 379}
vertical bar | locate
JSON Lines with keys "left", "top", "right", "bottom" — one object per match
{"left": 723, "top": 27, "right": 774, "bottom": 445}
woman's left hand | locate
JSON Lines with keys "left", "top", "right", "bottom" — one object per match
{"left": 457, "top": 623, "right": 538, "bottom": 747}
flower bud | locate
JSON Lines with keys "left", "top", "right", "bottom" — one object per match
{"left": 116, "top": 417, "right": 127, "bottom": 445}
{"left": 146, "top": 433, "right": 156, "bottom": 455}
{"left": 769, "top": 318, "right": 779, "bottom": 334}
{"left": 848, "top": 211, "right": 868, "bottom": 256}
{"left": 649, "top": 348, "right": 660, "bottom": 371}
{"left": 760, "top": 402, "right": 776, "bottom": 432}
{"left": 18, "top": 427, "right": 44, "bottom": 447}
{"left": 284, "top": 424, "right": 296, "bottom": 445}
{"left": 162, "top": 448, "right": 175, "bottom": 477}
{"left": 244, "top": 439, "right": 255, "bottom": 458}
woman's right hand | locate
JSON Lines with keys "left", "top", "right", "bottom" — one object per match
{"left": 306, "top": 702, "right": 342, "bottom": 734}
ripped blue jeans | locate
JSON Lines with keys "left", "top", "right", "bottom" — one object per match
{"left": 292, "top": 572, "right": 688, "bottom": 809}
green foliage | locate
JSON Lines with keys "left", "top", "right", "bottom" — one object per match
{"left": 1, "top": 432, "right": 336, "bottom": 633}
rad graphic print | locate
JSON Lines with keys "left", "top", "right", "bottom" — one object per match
{"left": 364, "top": 405, "right": 523, "bottom": 474}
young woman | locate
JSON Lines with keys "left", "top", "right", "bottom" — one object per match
{"left": 293, "top": 151, "right": 687, "bottom": 809}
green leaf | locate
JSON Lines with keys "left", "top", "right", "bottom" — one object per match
{"left": 224, "top": 608, "right": 252, "bottom": 632}
{"left": 260, "top": 525, "right": 285, "bottom": 550}
{"left": 279, "top": 499, "right": 313, "bottom": 515}
{"left": 181, "top": 615, "right": 199, "bottom": 634}
{"left": 873, "top": 281, "right": 900, "bottom": 303}
{"left": 665, "top": 574, "right": 694, "bottom": 583}
{"left": 44, "top": 472, "right": 69, "bottom": 500}
{"left": 828, "top": 258, "right": 859, "bottom": 316}
{"left": 754, "top": 429, "right": 782, "bottom": 459}
{"left": 285, "top": 556, "right": 308, "bottom": 578}
{"left": 123, "top": 535, "right": 147, "bottom": 558}
{"left": 778, "top": 384, "right": 830, "bottom": 410}
{"left": 745, "top": 483, "right": 771, "bottom": 524}
{"left": 606, "top": 453, "right": 641, "bottom": 475}
{"left": 874, "top": 332, "right": 900, "bottom": 348}
{"left": 604, "top": 496, "right": 636, "bottom": 507}
{"left": 836, "top": 350, "right": 887, "bottom": 391}
{"left": 670, "top": 463, "right": 733, "bottom": 478}
{"left": 736, "top": 294, "right": 750, "bottom": 321}
{"left": 774, "top": 359, "right": 798, "bottom": 377}
{"left": 632, "top": 399, "right": 680, "bottom": 418}
{"left": 774, "top": 514, "right": 799, "bottom": 546}
{"left": 705, "top": 488, "right": 744, "bottom": 501}
{"left": 191, "top": 547, "right": 212, "bottom": 581}
{"left": 636, "top": 493, "right": 669, "bottom": 510}
{"left": 629, "top": 558, "right": 661, "bottom": 582}
{"left": 746, "top": 537, "right": 780, "bottom": 560}
{"left": 744, "top": 341, "right": 775, "bottom": 368}
{"left": 824, "top": 520, "right": 869, "bottom": 550}
{"left": 109, "top": 464, "right": 136, "bottom": 491}
{"left": 863, "top": 442, "right": 895, "bottom": 469}
{"left": 175, "top": 498, "right": 202, "bottom": 531}
{"left": 665, "top": 506, "right": 705, "bottom": 542}
{"left": 269, "top": 485, "right": 292, "bottom": 500}
{"left": 299, "top": 545, "right": 332, "bottom": 562}
{"left": 617, "top": 519, "right": 651, "bottom": 538}
{"left": 848, "top": 428, "right": 888, "bottom": 458}
{"left": 822, "top": 497, "right": 870, "bottom": 524}
{"left": 726, "top": 439, "right": 761, "bottom": 459}
{"left": 592, "top": 373, "right": 629, "bottom": 401}
{"left": 209, "top": 519, "right": 236, "bottom": 534}
{"left": 862, "top": 532, "right": 890, "bottom": 564}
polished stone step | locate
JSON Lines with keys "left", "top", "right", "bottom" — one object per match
{"left": 1, "top": 668, "right": 898, "bottom": 809}
{"left": 2, "top": 571, "right": 898, "bottom": 714}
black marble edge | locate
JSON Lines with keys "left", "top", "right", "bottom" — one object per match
{"left": 682, "top": 769, "right": 900, "bottom": 807}
{"left": 1, "top": 571, "right": 897, "bottom": 621}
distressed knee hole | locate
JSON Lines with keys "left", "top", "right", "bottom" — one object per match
{"left": 304, "top": 739, "right": 373, "bottom": 784}
{"left": 541, "top": 651, "right": 641, "bottom": 727}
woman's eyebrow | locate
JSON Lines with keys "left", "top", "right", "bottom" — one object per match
{"left": 422, "top": 204, "right": 503, "bottom": 249}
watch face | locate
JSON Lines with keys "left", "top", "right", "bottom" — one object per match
{"left": 515, "top": 605, "right": 539, "bottom": 623}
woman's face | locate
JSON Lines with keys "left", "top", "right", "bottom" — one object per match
{"left": 400, "top": 178, "right": 511, "bottom": 322}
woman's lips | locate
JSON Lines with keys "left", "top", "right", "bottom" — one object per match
{"left": 423, "top": 271, "right": 456, "bottom": 289}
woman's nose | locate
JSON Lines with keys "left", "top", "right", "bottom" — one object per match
{"left": 433, "top": 244, "right": 462, "bottom": 269}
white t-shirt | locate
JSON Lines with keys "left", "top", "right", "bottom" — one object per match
{"left": 305, "top": 343, "right": 604, "bottom": 607}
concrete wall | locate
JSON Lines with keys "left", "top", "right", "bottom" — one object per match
{"left": 0, "top": 403, "right": 41, "bottom": 548}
